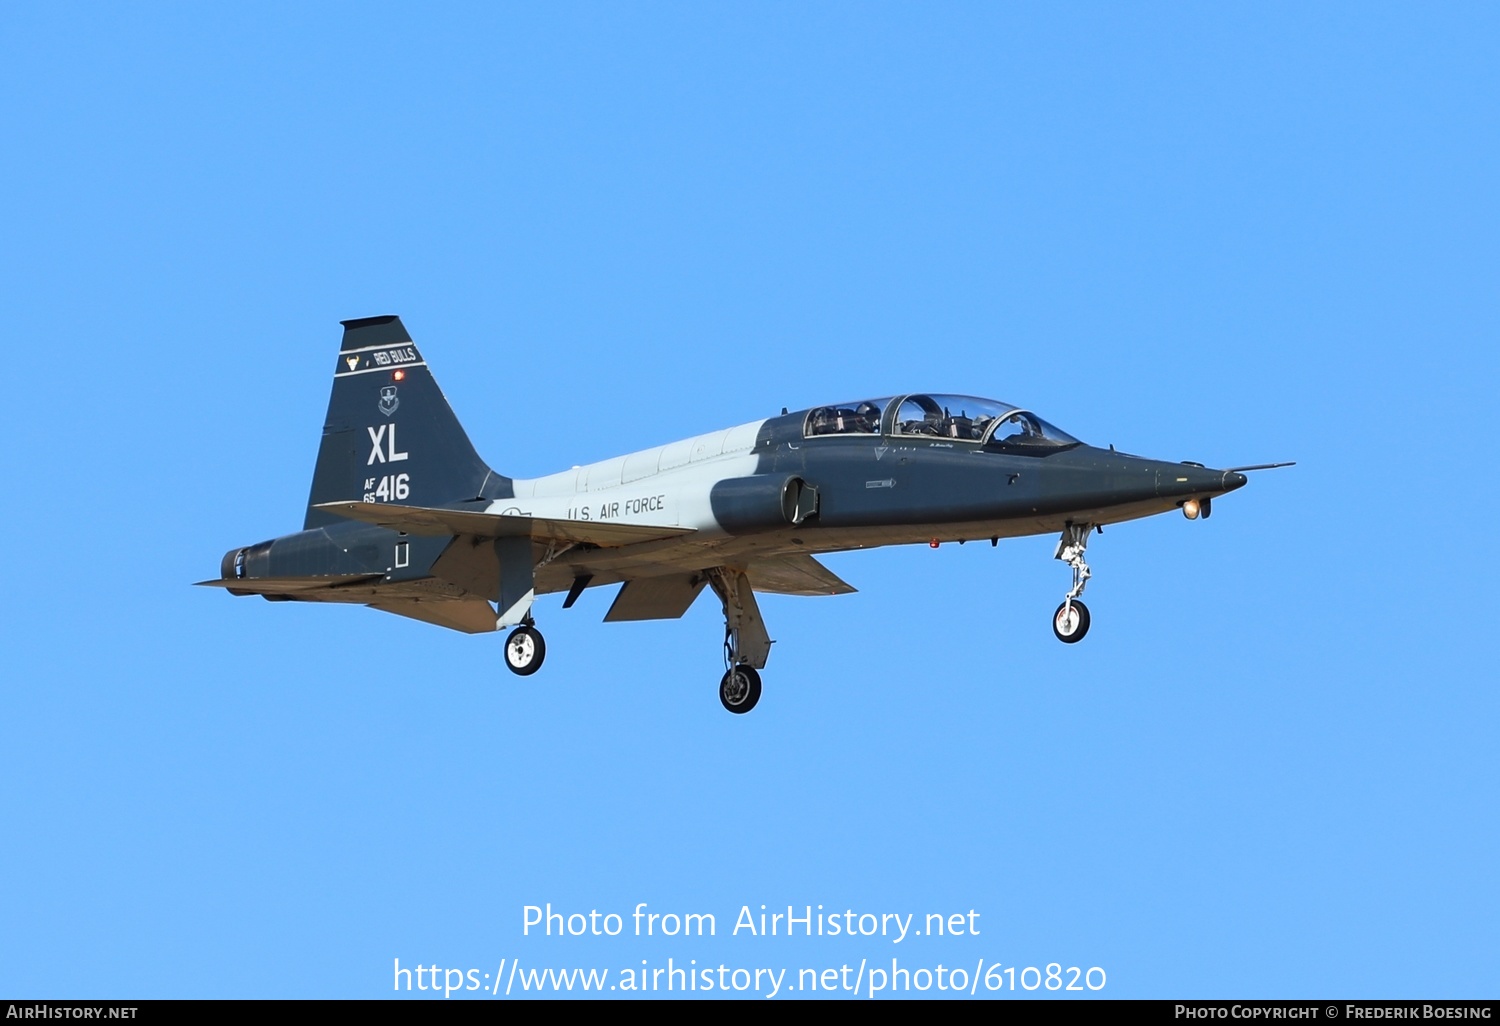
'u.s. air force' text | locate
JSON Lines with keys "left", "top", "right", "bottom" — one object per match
{"left": 523, "top": 903, "right": 979, "bottom": 943}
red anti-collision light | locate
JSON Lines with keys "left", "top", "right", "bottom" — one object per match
{"left": 393, "top": 370, "right": 405, "bottom": 381}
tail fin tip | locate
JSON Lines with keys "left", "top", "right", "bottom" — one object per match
{"left": 340, "top": 314, "right": 411, "bottom": 350}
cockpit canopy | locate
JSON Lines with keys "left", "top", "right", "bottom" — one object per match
{"left": 805, "top": 399, "right": 888, "bottom": 436}
{"left": 804, "top": 394, "right": 1080, "bottom": 451}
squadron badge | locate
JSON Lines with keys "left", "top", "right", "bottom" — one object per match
{"left": 378, "top": 385, "right": 399, "bottom": 417}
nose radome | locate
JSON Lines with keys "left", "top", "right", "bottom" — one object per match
{"left": 1157, "top": 462, "right": 1241, "bottom": 498}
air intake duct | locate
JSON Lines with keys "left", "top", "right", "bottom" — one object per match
{"left": 709, "top": 475, "right": 820, "bottom": 534}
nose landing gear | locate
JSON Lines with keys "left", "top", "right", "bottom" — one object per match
{"left": 1052, "top": 598, "right": 1090, "bottom": 643}
{"left": 1052, "top": 522, "right": 1094, "bottom": 644}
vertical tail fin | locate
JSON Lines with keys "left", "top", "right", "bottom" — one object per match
{"left": 303, "top": 316, "right": 509, "bottom": 530}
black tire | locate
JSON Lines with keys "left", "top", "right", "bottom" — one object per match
{"left": 504, "top": 625, "right": 546, "bottom": 675}
{"left": 1052, "top": 600, "right": 1091, "bottom": 644}
{"left": 719, "top": 665, "right": 762, "bottom": 714}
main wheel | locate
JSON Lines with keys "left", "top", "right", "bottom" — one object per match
{"left": 1052, "top": 600, "right": 1091, "bottom": 644}
{"left": 504, "top": 625, "right": 546, "bottom": 675}
{"left": 719, "top": 665, "right": 762, "bottom": 714}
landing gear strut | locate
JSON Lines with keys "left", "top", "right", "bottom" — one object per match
{"left": 504, "top": 621, "right": 546, "bottom": 675}
{"left": 494, "top": 533, "right": 544, "bottom": 675}
{"left": 1052, "top": 522, "right": 1094, "bottom": 644}
{"left": 707, "top": 568, "right": 771, "bottom": 714}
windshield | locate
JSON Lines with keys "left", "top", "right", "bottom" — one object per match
{"left": 890, "top": 394, "right": 1080, "bottom": 449}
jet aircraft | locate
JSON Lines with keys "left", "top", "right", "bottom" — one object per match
{"left": 202, "top": 316, "right": 1288, "bottom": 713}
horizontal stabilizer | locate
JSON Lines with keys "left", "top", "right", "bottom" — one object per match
{"left": 746, "top": 555, "right": 856, "bottom": 596}
{"left": 314, "top": 501, "right": 694, "bottom": 547}
{"left": 367, "top": 597, "right": 498, "bottom": 634}
{"left": 195, "top": 574, "right": 383, "bottom": 595}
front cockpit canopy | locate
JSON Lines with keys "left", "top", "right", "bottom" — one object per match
{"left": 891, "top": 394, "right": 1080, "bottom": 450}
{"left": 804, "top": 394, "right": 1080, "bottom": 451}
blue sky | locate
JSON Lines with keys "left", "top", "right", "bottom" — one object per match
{"left": 1, "top": 2, "right": 1495, "bottom": 999}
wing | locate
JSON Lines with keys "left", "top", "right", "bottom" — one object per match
{"left": 744, "top": 554, "right": 856, "bottom": 596}
{"left": 313, "top": 501, "right": 693, "bottom": 547}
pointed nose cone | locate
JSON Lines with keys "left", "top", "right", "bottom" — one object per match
{"left": 1030, "top": 448, "right": 1248, "bottom": 517}
{"left": 1158, "top": 463, "right": 1247, "bottom": 499}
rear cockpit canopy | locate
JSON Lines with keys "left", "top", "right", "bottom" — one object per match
{"left": 805, "top": 399, "right": 890, "bottom": 436}
{"left": 804, "top": 394, "right": 1081, "bottom": 451}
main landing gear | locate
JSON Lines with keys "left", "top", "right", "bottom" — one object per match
{"left": 495, "top": 533, "right": 546, "bottom": 676}
{"left": 719, "top": 664, "right": 762, "bottom": 714}
{"left": 498, "top": 568, "right": 772, "bottom": 713}
{"left": 504, "top": 620, "right": 546, "bottom": 675}
{"left": 708, "top": 568, "right": 772, "bottom": 715}
{"left": 1052, "top": 522, "right": 1094, "bottom": 644}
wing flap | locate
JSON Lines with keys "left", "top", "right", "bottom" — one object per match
{"left": 314, "top": 501, "right": 693, "bottom": 547}
{"left": 603, "top": 574, "right": 708, "bottom": 622}
{"left": 745, "top": 555, "right": 856, "bottom": 596}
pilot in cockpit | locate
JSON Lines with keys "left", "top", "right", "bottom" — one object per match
{"left": 810, "top": 401, "right": 883, "bottom": 435}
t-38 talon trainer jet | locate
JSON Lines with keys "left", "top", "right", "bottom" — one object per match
{"left": 201, "top": 316, "right": 1290, "bottom": 714}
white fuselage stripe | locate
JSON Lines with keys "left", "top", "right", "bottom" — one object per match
{"left": 341, "top": 343, "right": 423, "bottom": 356}
{"left": 501, "top": 418, "right": 770, "bottom": 535}
{"left": 334, "top": 361, "right": 429, "bottom": 378}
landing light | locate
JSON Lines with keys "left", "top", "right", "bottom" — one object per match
{"left": 1182, "top": 499, "right": 1201, "bottom": 520}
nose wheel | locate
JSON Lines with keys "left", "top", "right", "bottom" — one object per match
{"left": 1052, "top": 600, "right": 1091, "bottom": 643}
{"left": 504, "top": 624, "right": 546, "bottom": 675}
